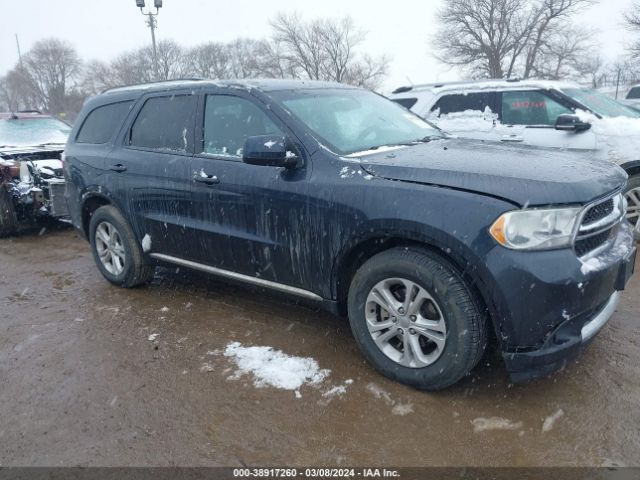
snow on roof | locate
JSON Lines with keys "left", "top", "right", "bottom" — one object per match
{"left": 390, "top": 79, "right": 584, "bottom": 97}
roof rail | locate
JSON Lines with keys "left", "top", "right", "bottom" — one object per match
{"left": 102, "top": 77, "right": 207, "bottom": 94}
{"left": 391, "top": 85, "right": 414, "bottom": 94}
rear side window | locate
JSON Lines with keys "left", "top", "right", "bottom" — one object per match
{"left": 628, "top": 87, "right": 640, "bottom": 100}
{"left": 431, "top": 93, "right": 497, "bottom": 116}
{"left": 392, "top": 98, "right": 418, "bottom": 110}
{"left": 76, "top": 101, "right": 133, "bottom": 144}
{"left": 501, "top": 90, "right": 572, "bottom": 126}
{"left": 129, "top": 95, "right": 195, "bottom": 152}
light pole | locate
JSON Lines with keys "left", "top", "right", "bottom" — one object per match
{"left": 135, "top": 0, "right": 162, "bottom": 80}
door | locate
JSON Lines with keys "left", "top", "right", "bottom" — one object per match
{"left": 189, "top": 91, "right": 311, "bottom": 288}
{"left": 426, "top": 92, "right": 503, "bottom": 142}
{"left": 109, "top": 92, "right": 196, "bottom": 259}
{"left": 498, "top": 90, "right": 597, "bottom": 150}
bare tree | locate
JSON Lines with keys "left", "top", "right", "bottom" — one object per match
{"left": 530, "top": 26, "right": 596, "bottom": 79}
{"left": 626, "top": 1, "right": 640, "bottom": 58}
{"left": 270, "top": 12, "right": 389, "bottom": 88}
{"left": 19, "top": 38, "right": 82, "bottom": 115}
{"left": 187, "top": 42, "right": 231, "bottom": 78}
{"left": 434, "top": 0, "right": 595, "bottom": 79}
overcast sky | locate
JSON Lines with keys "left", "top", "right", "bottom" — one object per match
{"left": 0, "top": 0, "right": 636, "bottom": 92}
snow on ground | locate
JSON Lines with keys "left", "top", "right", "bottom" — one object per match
{"left": 223, "top": 341, "right": 330, "bottom": 391}
{"left": 322, "top": 379, "right": 354, "bottom": 399}
{"left": 471, "top": 417, "right": 523, "bottom": 433}
{"left": 366, "top": 382, "right": 414, "bottom": 415}
{"left": 542, "top": 409, "right": 565, "bottom": 433}
{"left": 148, "top": 333, "right": 159, "bottom": 341}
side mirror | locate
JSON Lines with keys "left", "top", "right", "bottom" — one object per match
{"left": 555, "top": 114, "right": 591, "bottom": 133}
{"left": 242, "top": 135, "right": 298, "bottom": 168}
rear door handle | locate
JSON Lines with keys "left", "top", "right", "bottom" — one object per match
{"left": 194, "top": 171, "right": 220, "bottom": 185}
{"left": 109, "top": 164, "right": 127, "bottom": 173}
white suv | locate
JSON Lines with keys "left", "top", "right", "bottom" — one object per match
{"left": 389, "top": 79, "right": 640, "bottom": 228}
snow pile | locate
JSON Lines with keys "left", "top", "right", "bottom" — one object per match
{"left": 576, "top": 110, "right": 640, "bottom": 163}
{"left": 429, "top": 106, "right": 498, "bottom": 134}
{"left": 542, "top": 409, "right": 564, "bottom": 432}
{"left": 148, "top": 333, "right": 159, "bottom": 341}
{"left": 223, "top": 341, "right": 330, "bottom": 391}
{"left": 471, "top": 417, "right": 523, "bottom": 433}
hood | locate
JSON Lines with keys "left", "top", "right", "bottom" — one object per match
{"left": 359, "top": 138, "right": 626, "bottom": 207}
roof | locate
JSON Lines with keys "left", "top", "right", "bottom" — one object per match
{"left": 390, "top": 78, "right": 583, "bottom": 96}
{"left": 103, "top": 78, "right": 355, "bottom": 95}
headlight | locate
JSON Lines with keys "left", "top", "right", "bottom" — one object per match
{"left": 490, "top": 207, "right": 581, "bottom": 250}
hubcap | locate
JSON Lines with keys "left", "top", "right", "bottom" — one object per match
{"left": 95, "top": 221, "right": 126, "bottom": 276}
{"left": 625, "top": 187, "right": 640, "bottom": 225}
{"left": 365, "top": 277, "right": 447, "bottom": 368}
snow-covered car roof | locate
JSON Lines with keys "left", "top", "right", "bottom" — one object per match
{"left": 389, "top": 79, "right": 583, "bottom": 97}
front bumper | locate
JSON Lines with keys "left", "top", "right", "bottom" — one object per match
{"left": 486, "top": 222, "right": 636, "bottom": 383}
{"left": 503, "top": 290, "right": 624, "bottom": 382}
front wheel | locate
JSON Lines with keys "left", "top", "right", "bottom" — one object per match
{"left": 89, "top": 205, "right": 154, "bottom": 288}
{"left": 347, "top": 247, "right": 488, "bottom": 391}
{"left": 0, "top": 186, "right": 18, "bottom": 238}
{"left": 624, "top": 174, "right": 640, "bottom": 227}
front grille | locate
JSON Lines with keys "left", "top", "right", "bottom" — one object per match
{"left": 575, "top": 228, "right": 614, "bottom": 257}
{"left": 574, "top": 193, "right": 623, "bottom": 258}
{"left": 582, "top": 198, "right": 613, "bottom": 226}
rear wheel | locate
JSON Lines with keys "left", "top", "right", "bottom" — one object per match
{"left": 624, "top": 174, "right": 640, "bottom": 227}
{"left": 89, "top": 205, "right": 154, "bottom": 287}
{"left": 0, "top": 186, "right": 18, "bottom": 238}
{"left": 347, "top": 247, "right": 488, "bottom": 391}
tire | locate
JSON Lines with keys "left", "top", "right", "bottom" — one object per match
{"left": 89, "top": 205, "right": 154, "bottom": 288}
{"left": 0, "top": 186, "right": 18, "bottom": 238}
{"left": 347, "top": 247, "right": 487, "bottom": 391}
{"left": 624, "top": 173, "right": 640, "bottom": 227}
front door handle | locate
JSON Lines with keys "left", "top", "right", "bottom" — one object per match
{"left": 109, "top": 164, "right": 127, "bottom": 173}
{"left": 194, "top": 171, "right": 220, "bottom": 185}
{"left": 500, "top": 135, "right": 524, "bottom": 143}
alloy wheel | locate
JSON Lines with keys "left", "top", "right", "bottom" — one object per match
{"left": 365, "top": 277, "right": 447, "bottom": 368}
{"left": 95, "top": 221, "right": 126, "bottom": 276}
{"left": 625, "top": 187, "right": 640, "bottom": 225}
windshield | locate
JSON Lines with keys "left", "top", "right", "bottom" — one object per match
{"left": 0, "top": 117, "right": 71, "bottom": 147}
{"left": 562, "top": 88, "right": 640, "bottom": 118}
{"left": 271, "top": 89, "right": 442, "bottom": 155}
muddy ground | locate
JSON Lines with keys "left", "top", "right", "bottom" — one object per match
{"left": 1, "top": 227, "right": 639, "bottom": 467}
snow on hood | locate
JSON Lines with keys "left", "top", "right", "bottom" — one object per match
{"left": 576, "top": 110, "right": 640, "bottom": 164}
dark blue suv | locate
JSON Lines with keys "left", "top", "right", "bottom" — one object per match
{"left": 64, "top": 79, "right": 636, "bottom": 390}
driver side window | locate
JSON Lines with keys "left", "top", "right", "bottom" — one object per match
{"left": 501, "top": 91, "right": 572, "bottom": 126}
{"left": 202, "top": 95, "right": 282, "bottom": 157}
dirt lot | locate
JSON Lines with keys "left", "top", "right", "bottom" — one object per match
{"left": 1, "top": 227, "right": 639, "bottom": 467}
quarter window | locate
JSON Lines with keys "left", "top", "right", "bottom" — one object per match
{"left": 501, "top": 91, "right": 572, "bottom": 126}
{"left": 202, "top": 95, "right": 282, "bottom": 157}
{"left": 129, "top": 95, "right": 195, "bottom": 152}
{"left": 628, "top": 87, "right": 640, "bottom": 100}
{"left": 76, "top": 101, "right": 133, "bottom": 144}
{"left": 392, "top": 98, "right": 418, "bottom": 110}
